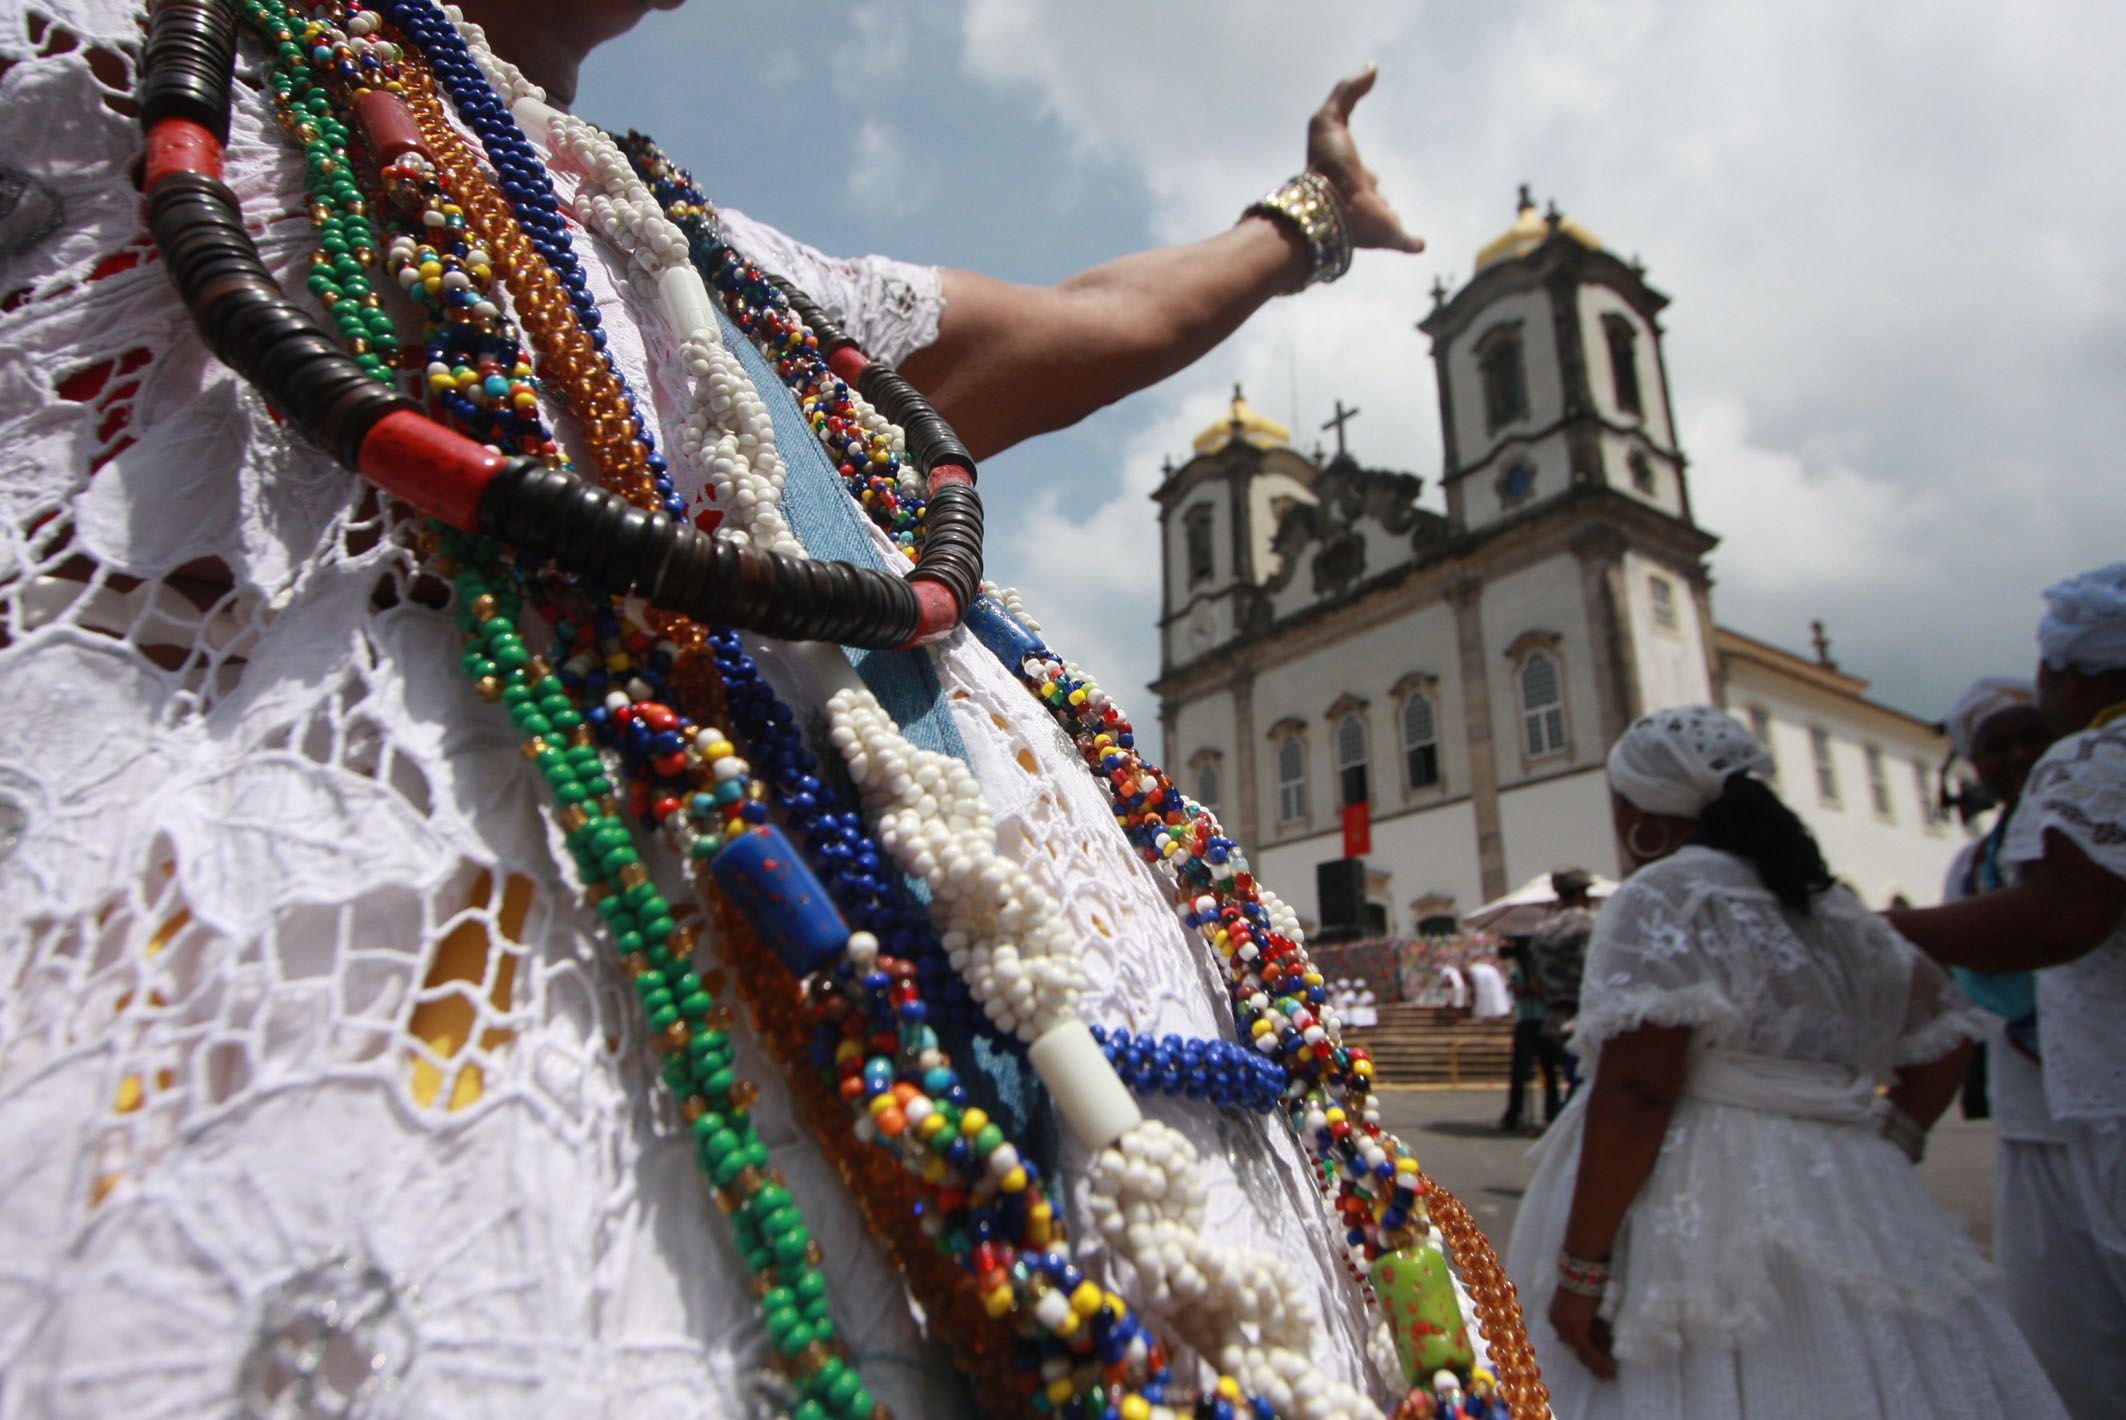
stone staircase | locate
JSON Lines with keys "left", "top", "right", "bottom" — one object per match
{"left": 1345, "top": 1003, "right": 1513, "bottom": 1086}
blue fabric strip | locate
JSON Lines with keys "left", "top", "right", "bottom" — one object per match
{"left": 716, "top": 308, "right": 968, "bottom": 764}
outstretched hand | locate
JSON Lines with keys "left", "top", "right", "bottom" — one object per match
{"left": 1307, "top": 65, "right": 1424, "bottom": 254}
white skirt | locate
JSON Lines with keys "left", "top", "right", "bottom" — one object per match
{"left": 1504, "top": 1093, "right": 2071, "bottom": 1419}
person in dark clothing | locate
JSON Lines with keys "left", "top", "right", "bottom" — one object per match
{"left": 1528, "top": 869, "right": 1598, "bottom": 1089}
{"left": 1499, "top": 938, "right": 1563, "bottom": 1134}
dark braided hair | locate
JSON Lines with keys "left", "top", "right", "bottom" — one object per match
{"left": 1695, "top": 772, "right": 1836, "bottom": 913}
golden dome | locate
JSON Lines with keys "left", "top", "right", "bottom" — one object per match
{"left": 1474, "top": 186, "right": 1601, "bottom": 272}
{"left": 1193, "top": 384, "right": 1292, "bottom": 455}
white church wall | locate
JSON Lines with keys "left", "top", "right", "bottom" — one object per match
{"left": 1479, "top": 556, "right": 1605, "bottom": 788}
{"left": 1721, "top": 669, "right": 1968, "bottom": 907}
{"left": 1165, "top": 484, "right": 1229, "bottom": 611}
{"left": 1357, "top": 515, "right": 1418, "bottom": 587}
{"left": 1268, "top": 553, "right": 1322, "bottom": 624}
{"left": 1270, "top": 613, "right": 1468, "bottom": 812}
{"left": 1622, "top": 549, "right": 1714, "bottom": 713}
{"left": 1257, "top": 797, "right": 1487, "bottom": 934}
{"left": 1594, "top": 428, "right": 1683, "bottom": 518}
{"left": 1455, "top": 436, "right": 1574, "bottom": 531}
{"left": 1497, "top": 767, "right": 1621, "bottom": 888}
{"left": 1576, "top": 286, "right": 1675, "bottom": 449}
{"left": 1247, "top": 468, "right": 1314, "bottom": 586}
{"left": 1446, "top": 286, "right": 1564, "bottom": 453}
{"left": 1169, "top": 690, "right": 1240, "bottom": 820}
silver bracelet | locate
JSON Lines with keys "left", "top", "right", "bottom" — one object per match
{"left": 1875, "top": 1100, "right": 1927, "bottom": 1164}
{"left": 1244, "top": 170, "right": 1352, "bottom": 292}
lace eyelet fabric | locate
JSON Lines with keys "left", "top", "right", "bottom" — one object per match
{"left": 2006, "top": 722, "right": 2126, "bottom": 1124}
{"left": 0, "top": 7, "right": 1392, "bottom": 1414}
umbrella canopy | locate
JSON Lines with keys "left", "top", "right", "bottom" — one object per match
{"left": 1460, "top": 872, "right": 1619, "bottom": 937}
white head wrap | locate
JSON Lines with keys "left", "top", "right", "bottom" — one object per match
{"left": 1606, "top": 705, "right": 1776, "bottom": 818}
{"left": 2038, "top": 562, "right": 2126, "bottom": 673}
{"left": 1945, "top": 676, "right": 2035, "bottom": 759}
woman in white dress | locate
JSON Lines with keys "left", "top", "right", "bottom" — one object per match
{"left": 1504, "top": 706, "right": 2070, "bottom": 1419}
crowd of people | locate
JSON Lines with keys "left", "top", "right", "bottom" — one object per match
{"left": 1500, "top": 564, "right": 2126, "bottom": 1420}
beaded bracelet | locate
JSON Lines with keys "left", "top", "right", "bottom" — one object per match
{"left": 1244, "top": 170, "right": 1352, "bottom": 292}
{"left": 1875, "top": 1098, "right": 1927, "bottom": 1164}
{"left": 1554, "top": 1249, "right": 1611, "bottom": 1299}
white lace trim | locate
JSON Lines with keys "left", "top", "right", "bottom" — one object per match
{"left": 2008, "top": 724, "right": 2126, "bottom": 1120}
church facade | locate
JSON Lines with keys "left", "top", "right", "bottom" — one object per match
{"left": 1150, "top": 195, "right": 1965, "bottom": 932}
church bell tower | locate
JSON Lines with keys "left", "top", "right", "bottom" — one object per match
{"left": 1418, "top": 187, "right": 1692, "bottom": 537}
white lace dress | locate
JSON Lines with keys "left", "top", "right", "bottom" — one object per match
{"left": 2002, "top": 719, "right": 2126, "bottom": 1419}
{"left": 1504, "top": 847, "right": 2069, "bottom": 1419}
{"left": 0, "top": 9, "right": 1384, "bottom": 1416}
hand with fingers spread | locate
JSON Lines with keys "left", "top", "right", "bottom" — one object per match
{"left": 1306, "top": 64, "right": 1425, "bottom": 254}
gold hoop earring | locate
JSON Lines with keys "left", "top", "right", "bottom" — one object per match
{"left": 1628, "top": 818, "right": 1673, "bottom": 861}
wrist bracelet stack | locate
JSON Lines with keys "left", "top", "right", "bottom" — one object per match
{"left": 1245, "top": 170, "right": 1352, "bottom": 291}
{"left": 1876, "top": 1100, "right": 1927, "bottom": 1163}
{"left": 1556, "top": 1249, "right": 1612, "bottom": 1298}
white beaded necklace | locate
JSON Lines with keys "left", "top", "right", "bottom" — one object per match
{"left": 450, "top": 17, "right": 1391, "bottom": 1415}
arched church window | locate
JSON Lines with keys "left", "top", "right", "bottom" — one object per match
{"left": 1649, "top": 574, "right": 1679, "bottom": 630}
{"left": 1336, "top": 713, "right": 1369, "bottom": 808}
{"left": 1276, "top": 733, "right": 1308, "bottom": 824}
{"left": 1603, "top": 313, "right": 1642, "bottom": 417}
{"left": 1520, "top": 651, "right": 1566, "bottom": 759}
{"left": 1197, "top": 759, "right": 1220, "bottom": 813}
{"left": 1628, "top": 450, "right": 1656, "bottom": 494}
{"left": 1401, "top": 692, "right": 1440, "bottom": 790}
{"left": 1183, "top": 504, "right": 1215, "bottom": 586}
{"left": 1475, "top": 323, "right": 1528, "bottom": 432}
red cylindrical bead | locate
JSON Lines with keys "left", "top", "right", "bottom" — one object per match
{"left": 927, "top": 461, "right": 974, "bottom": 490}
{"left": 898, "top": 578, "right": 963, "bottom": 648}
{"left": 354, "top": 88, "right": 431, "bottom": 165}
{"left": 143, "top": 118, "right": 224, "bottom": 190}
{"left": 355, "top": 408, "right": 508, "bottom": 529}
{"left": 826, "top": 346, "right": 870, "bottom": 385}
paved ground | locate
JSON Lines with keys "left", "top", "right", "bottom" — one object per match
{"left": 1375, "top": 1086, "right": 1998, "bottom": 1257}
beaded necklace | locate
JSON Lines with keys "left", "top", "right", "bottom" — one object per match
{"left": 421, "top": 20, "right": 1358, "bottom": 1413}
{"left": 616, "top": 128, "right": 1548, "bottom": 1418}
{"left": 234, "top": 9, "right": 892, "bottom": 1414}
{"left": 141, "top": 2, "right": 1539, "bottom": 1411}
{"left": 608, "top": 124, "right": 1394, "bottom": 1419}
{"left": 232, "top": 9, "right": 1253, "bottom": 1414}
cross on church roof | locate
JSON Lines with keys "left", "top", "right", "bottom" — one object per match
{"left": 1321, "top": 399, "right": 1361, "bottom": 459}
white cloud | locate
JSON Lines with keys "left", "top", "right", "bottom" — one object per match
{"left": 952, "top": 0, "right": 2126, "bottom": 718}
{"left": 845, "top": 117, "right": 922, "bottom": 216}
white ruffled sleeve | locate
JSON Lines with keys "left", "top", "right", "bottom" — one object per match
{"left": 1572, "top": 871, "right": 1745, "bottom": 1054}
{"left": 716, "top": 207, "right": 945, "bottom": 366}
{"left": 2003, "top": 723, "right": 2126, "bottom": 882}
{"left": 1888, "top": 925, "right": 1987, "bottom": 1068}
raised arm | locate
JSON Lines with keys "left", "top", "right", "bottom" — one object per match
{"left": 899, "top": 66, "right": 1423, "bottom": 460}
{"left": 1888, "top": 827, "right": 2126, "bottom": 972}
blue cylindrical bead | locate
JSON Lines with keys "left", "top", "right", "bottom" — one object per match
{"left": 709, "top": 824, "right": 847, "bottom": 976}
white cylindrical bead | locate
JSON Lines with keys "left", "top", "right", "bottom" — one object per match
{"left": 658, "top": 264, "right": 719, "bottom": 343}
{"left": 1029, "top": 1020, "right": 1140, "bottom": 1150}
{"left": 511, "top": 95, "right": 558, "bottom": 148}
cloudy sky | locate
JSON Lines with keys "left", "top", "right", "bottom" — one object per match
{"left": 583, "top": 0, "right": 2126, "bottom": 739}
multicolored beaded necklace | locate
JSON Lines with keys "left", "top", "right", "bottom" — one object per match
{"left": 141, "top": 0, "right": 1547, "bottom": 1412}
{"left": 617, "top": 132, "right": 1545, "bottom": 1407}
{"left": 225, "top": 4, "right": 1256, "bottom": 1414}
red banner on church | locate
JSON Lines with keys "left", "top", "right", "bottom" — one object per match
{"left": 1342, "top": 802, "right": 1371, "bottom": 859}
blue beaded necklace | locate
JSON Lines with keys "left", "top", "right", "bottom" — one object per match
{"left": 381, "top": 0, "right": 684, "bottom": 519}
